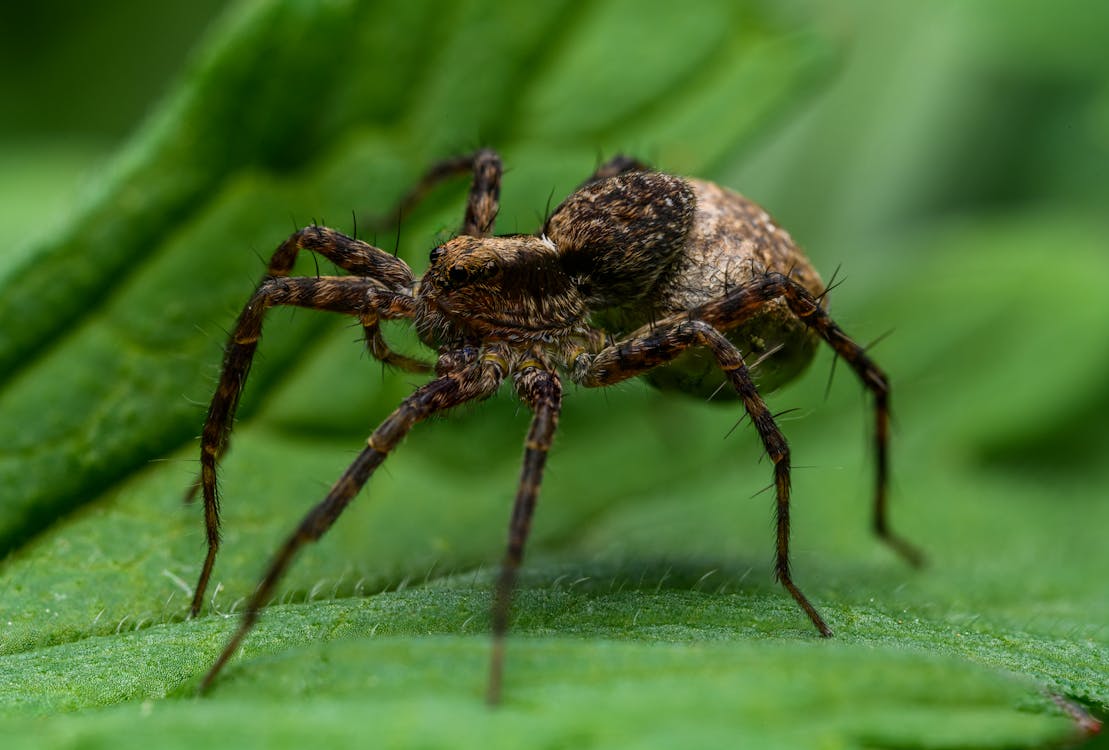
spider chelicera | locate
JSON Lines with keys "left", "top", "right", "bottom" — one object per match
{"left": 186, "top": 149, "right": 920, "bottom": 701}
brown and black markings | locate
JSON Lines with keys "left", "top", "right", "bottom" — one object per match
{"left": 184, "top": 148, "right": 921, "bottom": 702}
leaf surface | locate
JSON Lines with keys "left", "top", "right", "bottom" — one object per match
{"left": 0, "top": 1, "right": 1105, "bottom": 748}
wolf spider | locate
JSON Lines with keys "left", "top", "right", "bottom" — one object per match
{"left": 186, "top": 149, "right": 920, "bottom": 701}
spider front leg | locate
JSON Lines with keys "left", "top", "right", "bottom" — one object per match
{"left": 378, "top": 148, "right": 502, "bottom": 237}
{"left": 573, "top": 319, "right": 832, "bottom": 637}
{"left": 199, "top": 355, "right": 505, "bottom": 692}
{"left": 188, "top": 269, "right": 418, "bottom": 618}
{"left": 487, "top": 364, "right": 563, "bottom": 705}
{"left": 185, "top": 227, "right": 423, "bottom": 494}
{"left": 697, "top": 273, "right": 923, "bottom": 568}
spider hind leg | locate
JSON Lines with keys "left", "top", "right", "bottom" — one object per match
{"left": 573, "top": 318, "right": 831, "bottom": 636}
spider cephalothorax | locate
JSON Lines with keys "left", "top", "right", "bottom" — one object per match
{"left": 185, "top": 149, "right": 920, "bottom": 702}
{"left": 415, "top": 234, "right": 589, "bottom": 347}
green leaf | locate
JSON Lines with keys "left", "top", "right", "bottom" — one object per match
{"left": 0, "top": 0, "right": 830, "bottom": 551}
{"left": 1, "top": 1, "right": 1105, "bottom": 748}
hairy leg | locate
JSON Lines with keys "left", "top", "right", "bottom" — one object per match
{"left": 462, "top": 149, "right": 502, "bottom": 237}
{"left": 268, "top": 225, "right": 427, "bottom": 373}
{"left": 487, "top": 365, "right": 562, "bottom": 705}
{"left": 199, "top": 355, "right": 505, "bottom": 691}
{"left": 377, "top": 149, "right": 503, "bottom": 237}
{"left": 574, "top": 319, "right": 831, "bottom": 636}
{"left": 185, "top": 226, "right": 418, "bottom": 500}
{"left": 694, "top": 273, "right": 921, "bottom": 567}
{"left": 189, "top": 275, "right": 417, "bottom": 617}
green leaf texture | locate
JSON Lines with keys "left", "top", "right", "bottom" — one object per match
{"left": 1, "top": 1, "right": 1105, "bottom": 748}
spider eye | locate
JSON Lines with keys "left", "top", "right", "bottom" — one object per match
{"left": 429, "top": 246, "right": 446, "bottom": 265}
{"left": 448, "top": 265, "right": 470, "bottom": 285}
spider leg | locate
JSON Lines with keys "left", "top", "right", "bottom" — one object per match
{"left": 578, "top": 154, "right": 651, "bottom": 188}
{"left": 189, "top": 275, "right": 418, "bottom": 618}
{"left": 373, "top": 149, "right": 503, "bottom": 238}
{"left": 184, "top": 227, "right": 427, "bottom": 495}
{"left": 361, "top": 292, "right": 430, "bottom": 373}
{"left": 461, "top": 148, "right": 502, "bottom": 237}
{"left": 695, "top": 273, "right": 923, "bottom": 568}
{"left": 270, "top": 225, "right": 429, "bottom": 373}
{"left": 573, "top": 319, "right": 831, "bottom": 637}
{"left": 361, "top": 322, "right": 427, "bottom": 372}
{"left": 199, "top": 356, "right": 505, "bottom": 692}
{"left": 268, "top": 225, "right": 416, "bottom": 289}
{"left": 487, "top": 364, "right": 562, "bottom": 705}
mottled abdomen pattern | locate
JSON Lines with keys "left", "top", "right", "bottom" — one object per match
{"left": 587, "top": 177, "right": 826, "bottom": 398}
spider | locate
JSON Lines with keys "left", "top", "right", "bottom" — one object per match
{"left": 186, "top": 148, "right": 921, "bottom": 702}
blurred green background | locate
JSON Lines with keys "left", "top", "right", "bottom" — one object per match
{"left": 0, "top": 1, "right": 1106, "bottom": 748}
{"left": 0, "top": 1, "right": 227, "bottom": 259}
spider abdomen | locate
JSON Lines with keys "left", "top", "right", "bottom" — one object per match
{"left": 654, "top": 179, "right": 825, "bottom": 396}
{"left": 587, "top": 177, "right": 826, "bottom": 397}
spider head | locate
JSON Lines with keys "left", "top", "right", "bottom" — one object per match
{"left": 414, "top": 234, "right": 586, "bottom": 346}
